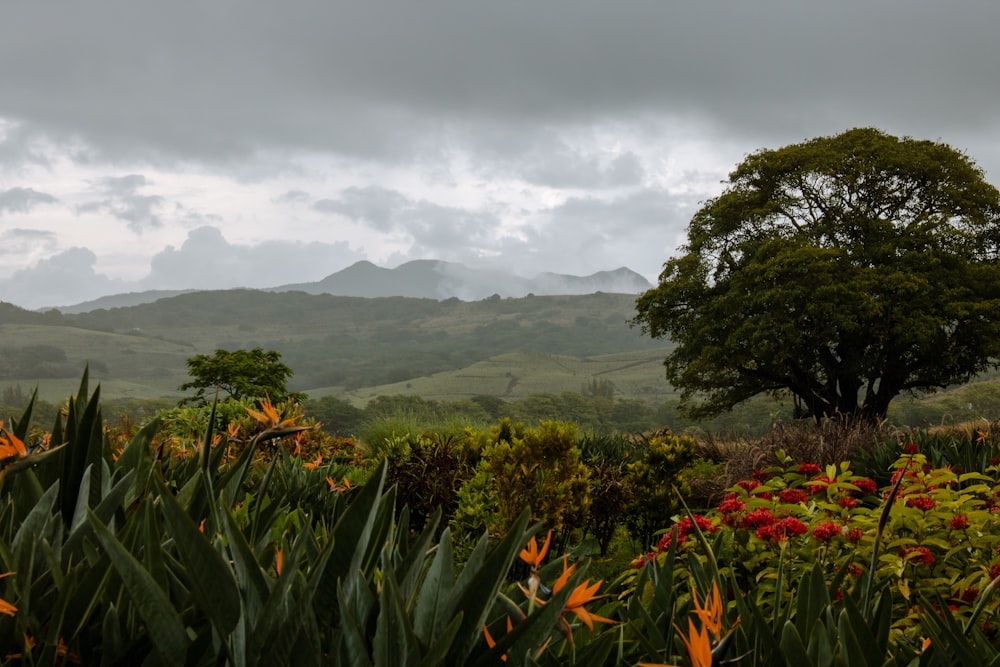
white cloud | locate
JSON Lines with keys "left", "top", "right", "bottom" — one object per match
{"left": 0, "top": 1, "right": 998, "bottom": 308}
{"left": 0, "top": 247, "right": 125, "bottom": 309}
{"left": 0, "top": 186, "right": 58, "bottom": 214}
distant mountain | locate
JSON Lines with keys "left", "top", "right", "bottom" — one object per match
{"left": 45, "top": 261, "right": 654, "bottom": 313}
{"left": 271, "top": 260, "right": 653, "bottom": 300}
{"left": 51, "top": 290, "right": 196, "bottom": 314}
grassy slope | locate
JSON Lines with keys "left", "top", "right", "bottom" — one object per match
{"left": 330, "top": 348, "right": 677, "bottom": 405}
{"left": 1, "top": 291, "right": 673, "bottom": 403}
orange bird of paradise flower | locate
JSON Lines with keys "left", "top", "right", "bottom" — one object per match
{"left": 245, "top": 396, "right": 298, "bottom": 429}
{"left": 0, "top": 572, "right": 16, "bottom": 617}
{"left": 0, "top": 427, "right": 27, "bottom": 460}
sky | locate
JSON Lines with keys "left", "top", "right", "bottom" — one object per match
{"left": 2, "top": 1, "right": 999, "bottom": 310}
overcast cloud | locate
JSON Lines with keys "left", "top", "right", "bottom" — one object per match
{"left": 1, "top": 1, "right": 999, "bottom": 309}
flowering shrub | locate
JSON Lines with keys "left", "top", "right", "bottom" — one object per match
{"left": 624, "top": 430, "right": 696, "bottom": 551}
{"left": 638, "top": 447, "right": 1000, "bottom": 644}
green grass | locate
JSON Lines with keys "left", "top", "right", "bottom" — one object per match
{"left": 328, "top": 349, "right": 677, "bottom": 405}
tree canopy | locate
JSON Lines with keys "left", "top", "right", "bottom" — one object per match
{"left": 179, "top": 347, "right": 304, "bottom": 405}
{"left": 633, "top": 128, "right": 1000, "bottom": 423}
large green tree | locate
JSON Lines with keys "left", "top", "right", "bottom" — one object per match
{"left": 633, "top": 128, "right": 1000, "bottom": 423}
{"left": 179, "top": 347, "right": 304, "bottom": 405}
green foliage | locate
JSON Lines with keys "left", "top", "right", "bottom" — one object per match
{"left": 578, "top": 433, "right": 634, "bottom": 556}
{"left": 12, "top": 370, "right": 1000, "bottom": 664}
{"left": 453, "top": 420, "right": 591, "bottom": 551}
{"left": 0, "top": 372, "right": 570, "bottom": 665}
{"left": 304, "top": 394, "right": 365, "bottom": 436}
{"left": 634, "top": 127, "right": 1000, "bottom": 424}
{"left": 179, "top": 347, "right": 305, "bottom": 405}
{"left": 624, "top": 431, "right": 696, "bottom": 551}
{"left": 384, "top": 431, "right": 478, "bottom": 534}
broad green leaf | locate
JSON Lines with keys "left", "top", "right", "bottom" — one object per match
{"left": 446, "top": 510, "right": 531, "bottom": 665}
{"left": 780, "top": 621, "right": 810, "bottom": 667}
{"left": 156, "top": 475, "right": 241, "bottom": 636}
{"left": 87, "top": 508, "right": 188, "bottom": 666}
{"left": 374, "top": 568, "right": 420, "bottom": 667}
{"left": 413, "top": 528, "right": 455, "bottom": 645}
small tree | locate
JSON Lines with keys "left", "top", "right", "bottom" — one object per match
{"left": 179, "top": 347, "right": 305, "bottom": 405}
{"left": 634, "top": 128, "right": 1000, "bottom": 424}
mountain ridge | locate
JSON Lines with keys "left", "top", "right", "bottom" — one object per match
{"left": 48, "top": 260, "right": 654, "bottom": 313}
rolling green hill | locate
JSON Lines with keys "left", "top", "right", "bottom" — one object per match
{"left": 0, "top": 290, "right": 673, "bottom": 404}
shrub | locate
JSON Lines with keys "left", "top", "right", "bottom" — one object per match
{"left": 452, "top": 419, "right": 590, "bottom": 553}
{"left": 624, "top": 430, "right": 696, "bottom": 551}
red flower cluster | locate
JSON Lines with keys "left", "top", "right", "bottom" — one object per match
{"left": 906, "top": 495, "right": 936, "bottom": 511}
{"left": 756, "top": 516, "right": 809, "bottom": 543}
{"left": 742, "top": 508, "right": 776, "bottom": 530}
{"left": 807, "top": 475, "right": 835, "bottom": 495}
{"left": 851, "top": 478, "right": 878, "bottom": 496}
{"left": 655, "top": 514, "right": 717, "bottom": 552}
{"left": 812, "top": 522, "right": 842, "bottom": 542}
{"left": 950, "top": 514, "right": 970, "bottom": 531}
{"left": 846, "top": 528, "right": 864, "bottom": 544}
{"left": 718, "top": 496, "right": 746, "bottom": 514}
{"left": 902, "top": 545, "right": 934, "bottom": 566}
{"left": 778, "top": 488, "right": 808, "bottom": 504}
{"left": 797, "top": 463, "right": 822, "bottom": 475}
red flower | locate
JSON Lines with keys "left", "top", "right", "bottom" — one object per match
{"left": 797, "top": 463, "right": 822, "bottom": 475}
{"left": 656, "top": 526, "right": 682, "bottom": 552}
{"left": 656, "top": 515, "right": 716, "bottom": 552}
{"left": 687, "top": 514, "right": 717, "bottom": 534}
{"left": 837, "top": 497, "right": 858, "bottom": 509}
{"left": 773, "top": 516, "right": 809, "bottom": 539}
{"left": 903, "top": 442, "right": 920, "bottom": 454}
{"left": 718, "top": 497, "right": 746, "bottom": 514}
{"left": 742, "top": 508, "right": 776, "bottom": 529}
{"left": 846, "top": 528, "right": 864, "bottom": 544}
{"left": 851, "top": 478, "right": 877, "bottom": 496}
{"left": 950, "top": 514, "right": 970, "bottom": 531}
{"left": 989, "top": 562, "right": 1000, "bottom": 579}
{"left": 751, "top": 469, "right": 773, "bottom": 481}
{"left": 812, "top": 522, "right": 842, "bottom": 542}
{"left": 778, "top": 488, "right": 808, "bottom": 504}
{"left": 906, "top": 496, "right": 936, "bottom": 511}
{"left": 903, "top": 546, "right": 934, "bottom": 566}
{"left": 737, "top": 479, "right": 761, "bottom": 493}
{"left": 755, "top": 525, "right": 775, "bottom": 541}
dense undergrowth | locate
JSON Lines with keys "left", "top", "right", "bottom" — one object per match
{"left": 3, "top": 375, "right": 1000, "bottom": 664}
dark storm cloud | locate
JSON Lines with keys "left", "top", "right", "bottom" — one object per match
{"left": 78, "top": 174, "right": 164, "bottom": 232}
{"left": 0, "top": 187, "right": 58, "bottom": 214}
{"left": 516, "top": 147, "right": 645, "bottom": 189}
{"left": 139, "top": 225, "right": 364, "bottom": 290}
{"left": 1, "top": 2, "right": 997, "bottom": 166}
{"left": 314, "top": 186, "right": 500, "bottom": 253}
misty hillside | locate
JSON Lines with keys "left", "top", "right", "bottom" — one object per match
{"left": 273, "top": 259, "right": 653, "bottom": 300}
{"left": 45, "top": 260, "right": 654, "bottom": 313}
{"left": 0, "top": 289, "right": 671, "bottom": 403}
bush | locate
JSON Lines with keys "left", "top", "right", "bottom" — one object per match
{"left": 452, "top": 419, "right": 590, "bottom": 554}
{"left": 624, "top": 430, "right": 696, "bottom": 551}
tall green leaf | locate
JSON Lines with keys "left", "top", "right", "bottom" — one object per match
{"left": 87, "top": 508, "right": 189, "bottom": 666}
